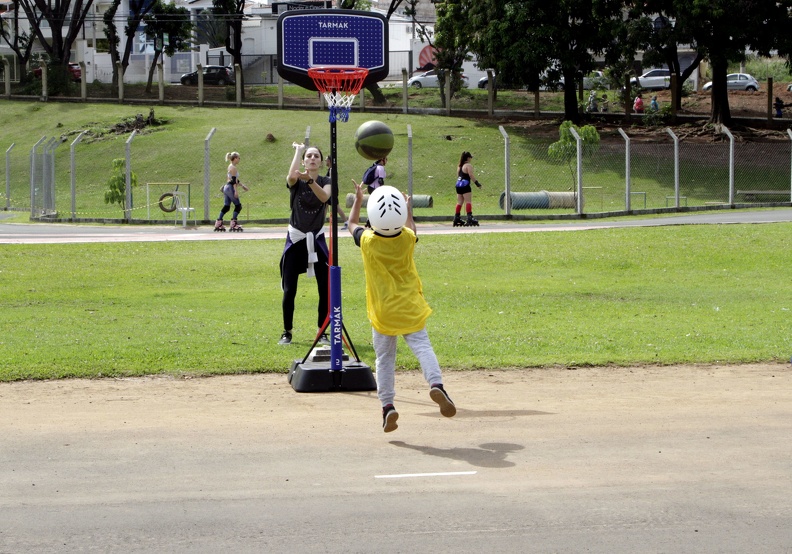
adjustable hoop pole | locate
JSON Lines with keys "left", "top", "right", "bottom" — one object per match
{"left": 289, "top": 66, "right": 376, "bottom": 391}
{"left": 306, "top": 67, "right": 370, "bottom": 370}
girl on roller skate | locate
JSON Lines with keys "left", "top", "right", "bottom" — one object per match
{"left": 453, "top": 151, "right": 482, "bottom": 227}
{"left": 347, "top": 183, "right": 456, "bottom": 433}
{"left": 214, "top": 152, "right": 249, "bottom": 232}
{"left": 278, "top": 143, "right": 332, "bottom": 346}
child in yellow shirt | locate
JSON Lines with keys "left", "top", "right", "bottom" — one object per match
{"left": 348, "top": 183, "right": 456, "bottom": 433}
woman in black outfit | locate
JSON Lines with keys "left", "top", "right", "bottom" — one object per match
{"left": 278, "top": 143, "right": 332, "bottom": 346}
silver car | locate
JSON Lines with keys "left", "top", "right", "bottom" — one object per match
{"left": 702, "top": 73, "right": 759, "bottom": 92}
{"left": 630, "top": 68, "right": 671, "bottom": 91}
{"left": 408, "top": 69, "right": 470, "bottom": 89}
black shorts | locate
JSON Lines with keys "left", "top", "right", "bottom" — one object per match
{"left": 455, "top": 184, "right": 472, "bottom": 195}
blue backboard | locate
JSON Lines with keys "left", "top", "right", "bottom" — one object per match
{"left": 277, "top": 9, "right": 388, "bottom": 91}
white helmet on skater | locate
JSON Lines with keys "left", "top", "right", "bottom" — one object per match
{"left": 367, "top": 186, "right": 407, "bottom": 236}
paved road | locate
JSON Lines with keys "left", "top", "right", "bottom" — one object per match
{"left": 2, "top": 208, "right": 792, "bottom": 244}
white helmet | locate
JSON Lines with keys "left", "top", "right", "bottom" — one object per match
{"left": 367, "top": 186, "right": 407, "bottom": 236}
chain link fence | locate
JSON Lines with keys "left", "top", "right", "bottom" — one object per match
{"left": 3, "top": 120, "right": 790, "bottom": 224}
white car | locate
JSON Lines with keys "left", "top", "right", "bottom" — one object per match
{"left": 561, "top": 70, "right": 608, "bottom": 90}
{"left": 702, "top": 73, "right": 759, "bottom": 92}
{"left": 539, "top": 70, "right": 608, "bottom": 91}
{"left": 630, "top": 68, "right": 671, "bottom": 91}
{"left": 408, "top": 69, "right": 469, "bottom": 89}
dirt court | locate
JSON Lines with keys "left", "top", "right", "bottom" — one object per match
{"left": 2, "top": 362, "right": 791, "bottom": 552}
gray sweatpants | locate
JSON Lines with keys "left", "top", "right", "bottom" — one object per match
{"left": 372, "top": 327, "right": 443, "bottom": 407}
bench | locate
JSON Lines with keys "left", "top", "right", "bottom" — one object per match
{"left": 736, "top": 190, "right": 791, "bottom": 201}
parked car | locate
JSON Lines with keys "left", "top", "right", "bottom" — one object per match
{"left": 702, "top": 73, "right": 759, "bottom": 92}
{"left": 180, "top": 66, "right": 235, "bottom": 86}
{"left": 408, "top": 69, "right": 469, "bottom": 89}
{"left": 539, "top": 70, "right": 608, "bottom": 91}
{"left": 630, "top": 68, "right": 671, "bottom": 91}
{"left": 478, "top": 74, "right": 495, "bottom": 89}
{"left": 560, "top": 70, "right": 608, "bottom": 90}
{"left": 32, "top": 63, "right": 81, "bottom": 82}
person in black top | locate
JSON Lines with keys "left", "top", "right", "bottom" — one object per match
{"left": 453, "top": 151, "right": 482, "bottom": 227}
{"left": 278, "top": 143, "right": 332, "bottom": 345}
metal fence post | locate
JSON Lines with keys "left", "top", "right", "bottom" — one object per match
{"left": 618, "top": 128, "right": 631, "bottom": 211}
{"left": 5, "top": 142, "right": 13, "bottom": 210}
{"left": 117, "top": 61, "right": 124, "bottom": 102}
{"left": 569, "top": 127, "right": 584, "bottom": 214}
{"left": 443, "top": 70, "right": 451, "bottom": 117}
{"left": 402, "top": 69, "right": 408, "bottom": 114}
{"left": 721, "top": 126, "right": 735, "bottom": 205}
{"left": 125, "top": 130, "right": 137, "bottom": 221}
{"left": 486, "top": 69, "right": 495, "bottom": 117}
{"left": 70, "top": 131, "right": 86, "bottom": 220}
{"left": 499, "top": 126, "right": 511, "bottom": 216}
{"left": 79, "top": 62, "right": 87, "bottom": 101}
{"left": 204, "top": 127, "right": 216, "bottom": 221}
{"left": 235, "top": 63, "right": 242, "bottom": 107}
{"left": 787, "top": 129, "right": 792, "bottom": 200}
{"left": 157, "top": 63, "right": 165, "bottom": 105}
{"left": 44, "top": 137, "right": 60, "bottom": 216}
{"left": 41, "top": 65, "right": 48, "bottom": 101}
{"left": 278, "top": 74, "right": 284, "bottom": 109}
{"left": 2, "top": 58, "right": 11, "bottom": 98}
{"left": 197, "top": 63, "right": 204, "bottom": 106}
{"left": 407, "top": 124, "right": 413, "bottom": 198}
{"left": 30, "top": 137, "right": 47, "bottom": 218}
{"left": 666, "top": 127, "right": 680, "bottom": 207}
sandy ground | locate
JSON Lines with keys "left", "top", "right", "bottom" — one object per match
{"left": 2, "top": 363, "right": 791, "bottom": 552}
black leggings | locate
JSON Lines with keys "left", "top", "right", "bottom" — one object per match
{"left": 281, "top": 240, "right": 329, "bottom": 332}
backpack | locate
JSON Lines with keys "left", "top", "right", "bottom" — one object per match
{"left": 362, "top": 163, "right": 378, "bottom": 185}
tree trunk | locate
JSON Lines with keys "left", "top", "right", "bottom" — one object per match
{"left": 365, "top": 83, "right": 387, "bottom": 105}
{"left": 709, "top": 57, "right": 731, "bottom": 126}
{"left": 145, "top": 50, "right": 162, "bottom": 94}
{"left": 563, "top": 72, "right": 580, "bottom": 124}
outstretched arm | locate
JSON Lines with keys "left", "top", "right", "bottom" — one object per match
{"left": 404, "top": 192, "right": 416, "bottom": 235}
{"left": 348, "top": 180, "right": 365, "bottom": 236}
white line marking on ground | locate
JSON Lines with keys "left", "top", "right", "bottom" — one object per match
{"left": 375, "top": 471, "right": 477, "bottom": 479}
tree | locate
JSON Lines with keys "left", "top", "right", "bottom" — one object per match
{"left": 103, "top": 0, "right": 123, "bottom": 87}
{"left": 681, "top": 0, "right": 791, "bottom": 125}
{"left": 104, "top": 158, "right": 138, "bottom": 210}
{"left": 431, "top": 0, "right": 471, "bottom": 104}
{"left": 0, "top": 1, "right": 38, "bottom": 82}
{"left": 143, "top": 1, "right": 193, "bottom": 94}
{"left": 548, "top": 121, "right": 600, "bottom": 188}
{"left": 17, "top": 0, "right": 94, "bottom": 87}
{"left": 212, "top": 0, "right": 246, "bottom": 97}
{"left": 466, "top": 0, "right": 624, "bottom": 123}
{"left": 119, "top": 0, "right": 159, "bottom": 79}
{"left": 195, "top": 9, "right": 227, "bottom": 49}
{"left": 625, "top": 3, "right": 703, "bottom": 112}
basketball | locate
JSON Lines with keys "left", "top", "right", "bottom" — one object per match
{"left": 354, "top": 120, "right": 394, "bottom": 161}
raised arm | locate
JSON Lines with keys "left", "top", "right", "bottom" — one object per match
{"left": 287, "top": 143, "right": 305, "bottom": 187}
{"left": 404, "top": 192, "right": 416, "bottom": 235}
{"left": 347, "top": 179, "right": 365, "bottom": 236}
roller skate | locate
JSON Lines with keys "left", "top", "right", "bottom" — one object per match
{"left": 452, "top": 214, "right": 465, "bottom": 227}
{"left": 465, "top": 213, "right": 479, "bottom": 227}
{"left": 214, "top": 219, "right": 226, "bottom": 232}
{"left": 229, "top": 219, "right": 244, "bottom": 232}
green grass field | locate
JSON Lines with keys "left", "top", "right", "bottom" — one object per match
{"left": 1, "top": 223, "right": 790, "bottom": 382}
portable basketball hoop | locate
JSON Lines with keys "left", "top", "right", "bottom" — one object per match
{"left": 278, "top": 9, "right": 387, "bottom": 392}
{"left": 308, "top": 67, "right": 369, "bottom": 123}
